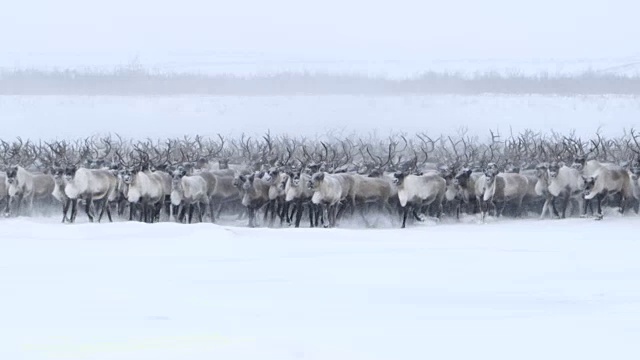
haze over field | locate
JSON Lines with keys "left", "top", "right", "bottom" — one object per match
{"left": 1, "top": 0, "right": 639, "bottom": 76}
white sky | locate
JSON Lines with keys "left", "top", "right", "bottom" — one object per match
{"left": 0, "top": 0, "right": 637, "bottom": 60}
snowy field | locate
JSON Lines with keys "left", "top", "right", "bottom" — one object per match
{"left": 2, "top": 94, "right": 640, "bottom": 140}
{"left": 2, "top": 215, "right": 640, "bottom": 359}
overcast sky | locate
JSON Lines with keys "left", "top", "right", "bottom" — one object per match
{"left": 1, "top": 0, "right": 637, "bottom": 60}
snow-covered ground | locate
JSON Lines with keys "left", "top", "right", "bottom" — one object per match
{"left": 2, "top": 94, "right": 639, "bottom": 140}
{"left": 2, "top": 216, "right": 640, "bottom": 360}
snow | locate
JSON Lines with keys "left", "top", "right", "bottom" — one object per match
{"left": 2, "top": 216, "right": 640, "bottom": 359}
{"left": 2, "top": 94, "right": 640, "bottom": 140}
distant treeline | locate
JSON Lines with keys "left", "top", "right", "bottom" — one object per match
{"left": 1, "top": 67, "right": 639, "bottom": 95}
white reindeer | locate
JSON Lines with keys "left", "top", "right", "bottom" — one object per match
{"left": 533, "top": 163, "right": 557, "bottom": 219}
{"left": 171, "top": 168, "right": 210, "bottom": 223}
{"left": 392, "top": 172, "right": 446, "bottom": 228}
{"left": 51, "top": 167, "right": 71, "bottom": 222}
{"left": 573, "top": 157, "right": 632, "bottom": 219}
{"left": 546, "top": 162, "right": 584, "bottom": 218}
{"left": 240, "top": 172, "right": 271, "bottom": 227}
{"left": 63, "top": 165, "right": 118, "bottom": 223}
{"left": 120, "top": 166, "right": 165, "bottom": 223}
{"left": 261, "top": 167, "right": 288, "bottom": 226}
{"left": 283, "top": 171, "right": 321, "bottom": 227}
{"left": 580, "top": 165, "right": 632, "bottom": 220}
{"left": 481, "top": 167, "right": 529, "bottom": 220}
{"left": 5, "top": 165, "right": 54, "bottom": 217}
{"left": 307, "top": 172, "right": 349, "bottom": 228}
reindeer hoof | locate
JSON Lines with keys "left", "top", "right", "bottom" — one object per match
{"left": 595, "top": 214, "right": 604, "bottom": 221}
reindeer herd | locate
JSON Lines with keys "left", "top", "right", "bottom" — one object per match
{"left": 1, "top": 129, "right": 640, "bottom": 228}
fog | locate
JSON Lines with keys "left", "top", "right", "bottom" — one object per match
{"left": 2, "top": 95, "right": 637, "bottom": 140}
{"left": 1, "top": 0, "right": 638, "bottom": 66}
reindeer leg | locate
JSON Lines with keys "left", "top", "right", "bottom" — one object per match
{"left": 62, "top": 199, "right": 71, "bottom": 223}
{"left": 97, "top": 199, "right": 106, "bottom": 222}
{"left": 85, "top": 197, "right": 94, "bottom": 223}
{"left": 618, "top": 194, "right": 626, "bottom": 215}
{"left": 69, "top": 199, "right": 78, "bottom": 223}
{"left": 330, "top": 204, "right": 338, "bottom": 227}
{"left": 401, "top": 206, "right": 410, "bottom": 228}
{"left": 197, "top": 203, "right": 204, "bottom": 223}
{"left": 595, "top": 193, "right": 604, "bottom": 220}
{"left": 15, "top": 193, "right": 24, "bottom": 217}
{"left": 106, "top": 201, "right": 113, "bottom": 223}
{"left": 560, "top": 194, "right": 570, "bottom": 219}
{"left": 247, "top": 207, "right": 255, "bottom": 227}
{"left": 208, "top": 199, "right": 216, "bottom": 223}
{"left": 187, "top": 204, "right": 194, "bottom": 224}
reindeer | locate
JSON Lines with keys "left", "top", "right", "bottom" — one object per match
{"left": 307, "top": 172, "right": 352, "bottom": 228}
{"left": 392, "top": 172, "right": 446, "bottom": 228}
{"left": 119, "top": 158, "right": 166, "bottom": 223}
{"left": 481, "top": 165, "right": 529, "bottom": 220}
{"left": 449, "top": 168, "right": 483, "bottom": 218}
{"left": 351, "top": 174, "right": 396, "bottom": 226}
{"left": 580, "top": 164, "right": 632, "bottom": 220}
{"left": 5, "top": 165, "right": 54, "bottom": 217}
{"left": 63, "top": 165, "right": 118, "bottom": 223}
{"left": 239, "top": 172, "right": 271, "bottom": 227}
{"left": 51, "top": 167, "right": 72, "bottom": 222}
{"left": 0, "top": 171, "right": 7, "bottom": 213}
{"left": 546, "top": 162, "right": 584, "bottom": 218}
{"left": 533, "top": 163, "right": 558, "bottom": 219}
{"left": 260, "top": 166, "right": 288, "bottom": 227}
{"left": 282, "top": 171, "right": 322, "bottom": 227}
{"left": 171, "top": 167, "right": 209, "bottom": 223}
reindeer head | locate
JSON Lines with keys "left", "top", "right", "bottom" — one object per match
{"left": 392, "top": 171, "right": 407, "bottom": 186}
{"left": 85, "top": 158, "right": 106, "bottom": 169}
{"left": 232, "top": 174, "right": 245, "bottom": 189}
{"left": 309, "top": 172, "right": 325, "bottom": 190}
{"left": 120, "top": 167, "right": 140, "bottom": 185}
{"left": 572, "top": 156, "right": 587, "bottom": 171}
{"left": 63, "top": 165, "right": 78, "bottom": 181}
{"left": 483, "top": 163, "right": 499, "bottom": 179}
{"left": 218, "top": 158, "right": 230, "bottom": 170}
{"left": 483, "top": 165, "right": 498, "bottom": 185}
{"left": 454, "top": 168, "right": 472, "bottom": 187}
{"left": 51, "top": 166, "right": 65, "bottom": 185}
{"left": 582, "top": 176, "right": 596, "bottom": 195}
{"left": 195, "top": 157, "right": 208, "bottom": 169}
{"left": 242, "top": 173, "right": 255, "bottom": 191}
{"left": 5, "top": 165, "right": 19, "bottom": 184}
{"left": 171, "top": 168, "right": 187, "bottom": 189}
{"left": 534, "top": 163, "right": 548, "bottom": 179}
{"left": 278, "top": 172, "right": 290, "bottom": 190}
{"left": 262, "top": 167, "right": 280, "bottom": 184}
{"left": 548, "top": 162, "right": 562, "bottom": 178}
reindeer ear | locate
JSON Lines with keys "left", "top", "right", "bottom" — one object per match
{"left": 316, "top": 172, "right": 325, "bottom": 181}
